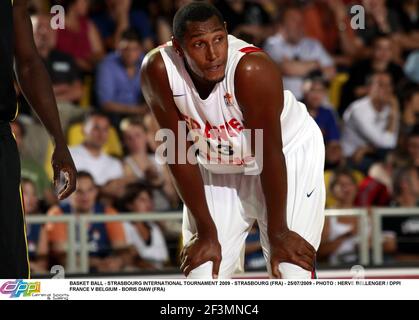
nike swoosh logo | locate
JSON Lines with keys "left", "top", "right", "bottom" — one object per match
{"left": 173, "top": 94, "right": 187, "bottom": 97}
{"left": 307, "top": 188, "right": 315, "bottom": 198}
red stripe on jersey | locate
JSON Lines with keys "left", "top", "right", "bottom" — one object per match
{"left": 239, "top": 46, "right": 263, "bottom": 54}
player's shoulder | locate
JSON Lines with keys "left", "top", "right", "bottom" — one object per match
{"left": 140, "top": 47, "right": 167, "bottom": 78}
{"left": 235, "top": 50, "right": 279, "bottom": 82}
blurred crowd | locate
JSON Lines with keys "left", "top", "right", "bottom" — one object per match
{"left": 20, "top": 0, "right": 419, "bottom": 275}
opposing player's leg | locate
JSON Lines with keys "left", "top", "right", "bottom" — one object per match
{"left": 259, "top": 119, "right": 326, "bottom": 279}
{"left": 182, "top": 167, "right": 257, "bottom": 279}
{"left": 0, "top": 122, "right": 30, "bottom": 279}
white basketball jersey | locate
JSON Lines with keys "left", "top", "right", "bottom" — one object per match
{"left": 160, "top": 35, "right": 311, "bottom": 174}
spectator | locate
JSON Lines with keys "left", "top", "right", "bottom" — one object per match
{"left": 32, "top": 14, "right": 83, "bottom": 104}
{"left": 340, "top": 35, "right": 405, "bottom": 114}
{"left": 356, "top": 175, "right": 392, "bottom": 207}
{"left": 22, "top": 178, "right": 49, "bottom": 274}
{"left": 11, "top": 120, "right": 56, "bottom": 206}
{"left": 56, "top": 0, "right": 105, "bottom": 72}
{"left": 264, "top": 6, "right": 336, "bottom": 99}
{"left": 406, "top": 125, "right": 419, "bottom": 168}
{"left": 31, "top": 13, "right": 85, "bottom": 131}
{"left": 320, "top": 168, "right": 394, "bottom": 264}
{"left": 16, "top": 114, "right": 51, "bottom": 170}
{"left": 146, "top": 0, "right": 192, "bottom": 45}
{"left": 324, "top": 163, "right": 364, "bottom": 208}
{"left": 368, "top": 151, "right": 399, "bottom": 195}
{"left": 29, "top": 0, "right": 49, "bottom": 13}
{"left": 120, "top": 117, "right": 178, "bottom": 211}
{"left": 215, "top": 0, "right": 274, "bottom": 46}
{"left": 392, "top": 0, "right": 419, "bottom": 55}
{"left": 396, "top": 0, "right": 419, "bottom": 34}
{"left": 96, "top": 30, "right": 147, "bottom": 127}
{"left": 119, "top": 183, "right": 169, "bottom": 269}
{"left": 92, "top": 0, "right": 154, "bottom": 51}
{"left": 342, "top": 72, "right": 399, "bottom": 173}
{"left": 47, "top": 171, "right": 128, "bottom": 272}
{"left": 382, "top": 166, "right": 419, "bottom": 262}
{"left": 356, "top": 0, "right": 402, "bottom": 47}
{"left": 302, "top": 0, "right": 364, "bottom": 65}
{"left": 303, "top": 76, "right": 341, "bottom": 144}
{"left": 404, "top": 50, "right": 419, "bottom": 84}
{"left": 143, "top": 112, "right": 161, "bottom": 153}
{"left": 324, "top": 141, "right": 346, "bottom": 170}
{"left": 401, "top": 86, "right": 419, "bottom": 135}
{"left": 391, "top": 166, "right": 419, "bottom": 207}
{"left": 318, "top": 168, "right": 359, "bottom": 265}
{"left": 69, "top": 111, "right": 127, "bottom": 198}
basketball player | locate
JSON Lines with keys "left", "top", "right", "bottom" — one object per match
{"left": 141, "top": 2, "right": 325, "bottom": 279}
{"left": 0, "top": 0, "right": 77, "bottom": 278}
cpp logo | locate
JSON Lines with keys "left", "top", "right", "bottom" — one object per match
{"left": 0, "top": 280, "right": 41, "bottom": 298}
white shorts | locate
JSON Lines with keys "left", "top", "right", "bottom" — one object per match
{"left": 182, "top": 118, "right": 326, "bottom": 279}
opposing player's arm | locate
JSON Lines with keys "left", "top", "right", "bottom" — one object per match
{"left": 13, "top": 0, "right": 76, "bottom": 200}
{"left": 235, "top": 52, "right": 316, "bottom": 277}
{"left": 13, "top": 0, "right": 65, "bottom": 146}
{"left": 140, "top": 50, "right": 221, "bottom": 278}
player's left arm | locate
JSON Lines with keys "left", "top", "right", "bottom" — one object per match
{"left": 235, "top": 52, "right": 316, "bottom": 278}
{"left": 13, "top": 0, "right": 76, "bottom": 200}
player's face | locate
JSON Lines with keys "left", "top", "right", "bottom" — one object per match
{"left": 181, "top": 16, "right": 228, "bottom": 84}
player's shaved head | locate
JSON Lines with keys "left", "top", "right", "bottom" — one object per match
{"left": 173, "top": 1, "right": 224, "bottom": 43}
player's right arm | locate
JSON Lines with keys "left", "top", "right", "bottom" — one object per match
{"left": 140, "top": 49, "right": 221, "bottom": 278}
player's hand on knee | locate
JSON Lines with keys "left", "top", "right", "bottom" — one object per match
{"left": 269, "top": 229, "right": 316, "bottom": 278}
{"left": 180, "top": 233, "right": 222, "bottom": 279}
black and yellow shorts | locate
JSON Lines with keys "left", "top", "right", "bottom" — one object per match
{"left": 0, "top": 120, "right": 29, "bottom": 279}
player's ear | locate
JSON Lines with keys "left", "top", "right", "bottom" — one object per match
{"left": 224, "top": 21, "right": 228, "bottom": 32}
{"left": 172, "top": 36, "right": 184, "bottom": 57}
